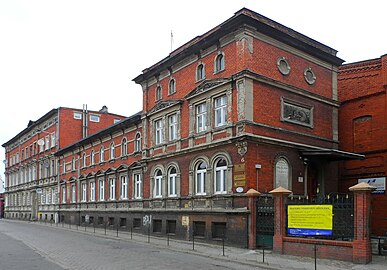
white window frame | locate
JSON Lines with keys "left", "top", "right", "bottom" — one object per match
{"left": 214, "top": 160, "right": 227, "bottom": 194}
{"left": 135, "top": 133, "right": 141, "bottom": 152}
{"left": 100, "top": 146, "right": 105, "bottom": 163}
{"left": 120, "top": 175, "right": 128, "bottom": 200}
{"left": 110, "top": 143, "right": 115, "bottom": 160}
{"left": 195, "top": 162, "right": 207, "bottom": 195}
{"left": 168, "top": 114, "right": 177, "bottom": 141}
{"left": 155, "top": 119, "right": 164, "bottom": 145}
{"left": 81, "top": 182, "right": 87, "bottom": 202}
{"left": 99, "top": 179, "right": 105, "bottom": 201}
{"left": 168, "top": 168, "right": 177, "bottom": 197}
{"left": 154, "top": 171, "right": 162, "bottom": 198}
{"left": 71, "top": 184, "right": 76, "bottom": 203}
{"left": 134, "top": 174, "right": 142, "bottom": 199}
{"left": 73, "top": 112, "right": 82, "bottom": 119}
{"left": 90, "top": 114, "right": 100, "bottom": 122}
{"left": 91, "top": 150, "right": 95, "bottom": 165}
{"left": 109, "top": 178, "right": 116, "bottom": 200}
{"left": 45, "top": 135, "right": 50, "bottom": 151}
{"left": 122, "top": 138, "right": 128, "bottom": 156}
{"left": 214, "top": 95, "right": 227, "bottom": 127}
{"left": 196, "top": 102, "right": 207, "bottom": 133}
{"left": 51, "top": 132, "right": 56, "bottom": 148}
{"left": 62, "top": 186, "right": 66, "bottom": 203}
{"left": 90, "top": 181, "right": 95, "bottom": 202}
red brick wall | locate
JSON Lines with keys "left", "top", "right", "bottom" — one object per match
{"left": 338, "top": 56, "right": 387, "bottom": 236}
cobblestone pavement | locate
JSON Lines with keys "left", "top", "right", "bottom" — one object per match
{"left": 1, "top": 219, "right": 387, "bottom": 270}
{"left": 0, "top": 229, "right": 63, "bottom": 270}
{"left": 0, "top": 220, "right": 260, "bottom": 270}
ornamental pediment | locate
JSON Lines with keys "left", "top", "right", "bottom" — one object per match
{"left": 185, "top": 78, "right": 230, "bottom": 99}
{"left": 148, "top": 100, "right": 183, "bottom": 115}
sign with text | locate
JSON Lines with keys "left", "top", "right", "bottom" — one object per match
{"left": 358, "top": 177, "right": 386, "bottom": 194}
{"left": 288, "top": 205, "right": 333, "bottom": 236}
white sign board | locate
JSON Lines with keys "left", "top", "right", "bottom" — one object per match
{"left": 358, "top": 177, "right": 386, "bottom": 194}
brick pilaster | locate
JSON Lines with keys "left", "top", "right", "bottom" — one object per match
{"left": 270, "top": 186, "right": 292, "bottom": 254}
{"left": 349, "top": 182, "right": 376, "bottom": 264}
{"left": 246, "top": 189, "right": 261, "bottom": 249}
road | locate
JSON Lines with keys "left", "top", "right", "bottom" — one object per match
{"left": 0, "top": 220, "right": 260, "bottom": 270}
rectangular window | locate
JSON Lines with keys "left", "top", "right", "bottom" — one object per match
{"left": 133, "top": 218, "right": 141, "bottom": 228}
{"left": 168, "top": 114, "right": 177, "bottom": 141}
{"left": 196, "top": 102, "right": 207, "bottom": 133}
{"left": 81, "top": 182, "right": 87, "bottom": 202}
{"left": 62, "top": 186, "right": 66, "bottom": 203}
{"left": 45, "top": 189, "right": 50, "bottom": 204}
{"left": 90, "top": 114, "right": 100, "bottom": 122}
{"left": 155, "top": 119, "right": 163, "bottom": 145}
{"left": 51, "top": 132, "right": 56, "bottom": 148}
{"left": 45, "top": 136, "right": 50, "bottom": 151}
{"left": 193, "top": 221, "right": 206, "bottom": 237}
{"left": 51, "top": 188, "right": 56, "bottom": 204}
{"left": 153, "top": 219, "right": 162, "bottom": 233}
{"left": 212, "top": 222, "right": 226, "bottom": 239}
{"left": 168, "top": 171, "right": 177, "bottom": 197}
{"left": 154, "top": 175, "right": 162, "bottom": 198}
{"left": 109, "top": 178, "right": 115, "bottom": 200}
{"left": 214, "top": 95, "right": 227, "bottom": 127}
{"left": 73, "top": 112, "right": 82, "bottom": 119}
{"left": 120, "top": 218, "right": 127, "bottom": 227}
{"left": 134, "top": 174, "right": 142, "bottom": 199}
{"left": 120, "top": 175, "right": 128, "bottom": 199}
{"left": 71, "top": 184, "right": 76, "bottom": 203}
{"left": 166, "top": 220, "right": 176, "bottom": 234}
{"left": 99, "top": 180, "right": 105, "bottom": 201}
{"left": 90, "top": 182, "right": 95, "bottom": 202}
{"left": 215, "top": 167, "right": 226, "bottom": 194}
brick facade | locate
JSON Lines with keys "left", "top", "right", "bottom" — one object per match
{"left": 338, "top": 54, "right": 387, "bottom": 237}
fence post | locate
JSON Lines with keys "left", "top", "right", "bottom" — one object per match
{"left": 246, "top": 189, "right": 261, "bottom": 249}
{"left": 269, "top": 186, "right": 292, "bottom": 254}
{"left": 148, "top": 225, "right": 150, "bottom": 243}
{"left": 349, "top": 182, "right": 376, "bottom": 264}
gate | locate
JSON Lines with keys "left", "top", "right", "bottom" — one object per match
{"left": 256, "top": 194, "right": 274, "bottom": 248}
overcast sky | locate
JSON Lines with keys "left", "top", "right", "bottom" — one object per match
{"left": 0, "top": 0, "right": 386, "bottom": 190}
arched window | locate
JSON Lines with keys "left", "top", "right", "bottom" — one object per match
{"left": 121, "top": 138, "right": 128, "bottom": 156}
{"left": 168, "top": 167, "right": 177, "bottom": 197}
{"left": 135, "top": 133, "right": 141, "bottom": 152}
{"left": 154, "top": 170, "right": 163, "bottom": 198}
{"left": 195, "top": 161, "right": 207, "bottom": 195}
{"left": 156, "top": 86, "right": 162, "bottom": 101}
{"left": 169, "top": 79, "right": 176, "bottom": 95}
{"left": 110, "top": 143, "right": 115, "bottom": 160}
{"left": 196, "top": 63, "right": 205, "bottom": 81}
{"left": 215, "top": 53, "right": 225, "bottom": 72}
{"left": 214, "top": 158, "right": 227, "bottom": 194}
{"left": 82, "top": 153, "right": 86, "bottom": 168}
{"left": 90, "top": 150, "right": 95, "bottom": 165}
{"left": 275, "top": 158, "right": 290, "bottom": 189}
{"left": 100, "top": 146, "right": 105, "bottom": 163}
{"left": 72, "top": 158, "right": 76, "bottom": 171}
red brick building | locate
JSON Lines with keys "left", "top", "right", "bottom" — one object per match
{"left": 338, "top": 54, "right": 387, "bottom": 237}
{"left": 2, "top": 106, "right": 126, "bottom": 221}
{"left": 132, "top": 8, "right": 360, "bottom": 246}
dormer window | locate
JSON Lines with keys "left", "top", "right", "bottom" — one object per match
{"left": 196, "top": 63, "right": 205, "bottom": 81}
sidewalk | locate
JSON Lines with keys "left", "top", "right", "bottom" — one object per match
{"left": 29, "top": 221, "right": 387, "bottom": 270}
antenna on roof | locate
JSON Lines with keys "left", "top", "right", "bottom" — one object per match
{"left": 170, "top": 30, "right": 174, "bottom": 52}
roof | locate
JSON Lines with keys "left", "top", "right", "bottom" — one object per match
{"left": 300, "top": 149, "right": 364, "bottom": 161}
{"left": 133, "top": 8, "right": 344, "bottom": 84}
{"left": 55, "top": 111, "right": 142, "bottom": 156}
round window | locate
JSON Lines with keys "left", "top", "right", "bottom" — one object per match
{"left": 277, "top": 57, "right": 291, "bottom": 75}
{"left": 304, "top": 67, "right": 316, "bottom": 85}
